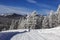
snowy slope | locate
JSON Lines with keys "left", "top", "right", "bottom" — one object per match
{"left": 1, "top": 26, "right": 60, "bottom": 40}
{"left": 11, "top": 30, "right": 60, "bottom": 40}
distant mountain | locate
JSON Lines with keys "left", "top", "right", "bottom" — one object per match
{"left": 0, "top": 13, "right": 26, "bottom": 31}
{"left": 5, "top": 13, "right": 25, "bottom": 19}
{"left": 6, "top": 13, "right": 22, "bottom": 16}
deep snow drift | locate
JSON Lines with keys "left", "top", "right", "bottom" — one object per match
{"left": 1, "top": 26, "right": 60, "bottom": 40}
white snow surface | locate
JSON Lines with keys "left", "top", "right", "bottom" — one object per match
{"left": 2, "top": 26, "right": 60, "bottom": 40}
{"left": 1, "top": 29, "right": 29, "bottom": 32}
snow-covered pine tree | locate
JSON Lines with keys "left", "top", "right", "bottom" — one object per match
{"left": 49, "top": 10, "right": 53, "bottom": 28}
{"left": 42, "top": 16, "right": 49, "bottom": 28}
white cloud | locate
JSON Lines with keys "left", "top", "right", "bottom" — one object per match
{"left": 38, "top": 9, "right": 51, "bottom": 15}
{"left": 0, "top": 4, "right": 55, "bottom": 16}
{"left": 35, "top": 3, "right": 56, "bottom": 15}
{"left": 0, "top": 5, "right": 31, "bottom": 15}
{"left": 27, "top": 0, "right": 55, "bottom": 9}
{"left": 36, "top": 3, "right": 56, "bottom": 10}
{"left": 27, "top": 0, "right": 37, "bottom": 3}
{"left": 43, "top": 9, "right": 51, "bottom": 15}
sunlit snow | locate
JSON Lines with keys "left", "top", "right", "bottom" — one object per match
{"left": 1, "top": 26, "right": 60, "bottom": 40}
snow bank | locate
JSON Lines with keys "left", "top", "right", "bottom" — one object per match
{"left": 1, "top": 29, "right": 28, "bottom": 32}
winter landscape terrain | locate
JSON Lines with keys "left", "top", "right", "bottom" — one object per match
{"left": 0, "top": 0, "right": 60, "bottom": 40}
{"left": 0, "top": 26, "right": 60, "bottom": 40}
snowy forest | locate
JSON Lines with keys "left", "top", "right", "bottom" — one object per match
{"left": 9, "top": 5, "right": 60, "bottom": 30}
{"left": 0, "top": 5, "right": 60, "bottom": 31}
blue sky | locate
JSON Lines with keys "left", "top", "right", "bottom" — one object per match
{"left": 0, "top": 0, "right": 60, "bottom": 15}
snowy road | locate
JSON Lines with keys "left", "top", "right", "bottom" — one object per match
{"left": 11, "top": 30, "right": 60, "bottom": 40}
{"left": 1, "top": 27, "right": 60, "bottom": 40}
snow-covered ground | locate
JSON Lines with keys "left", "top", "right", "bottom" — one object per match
{"left": 1, "top": 26, "right": 60, "bottom": 40}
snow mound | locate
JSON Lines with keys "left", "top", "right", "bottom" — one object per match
{"left": 1, "top": 29, "right": 28, "bottom": 32}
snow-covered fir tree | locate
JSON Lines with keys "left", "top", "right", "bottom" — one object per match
{"left": 8, "top": 4, "right": 60, "bottom": 30}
